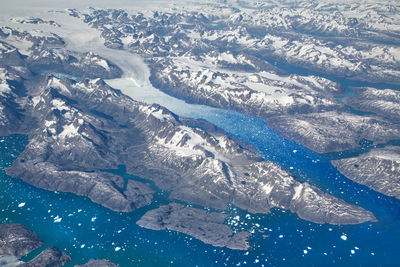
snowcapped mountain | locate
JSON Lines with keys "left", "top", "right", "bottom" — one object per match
{"left": 0, "top": 28, "right": 376, "bottom": 229}
{"left": 267, "top": 111, "right": 400, "bottom": 154}
{"left": 1, "top": 0, "right": 399, "bottom": 259}
{"left": 76, "top": 4, "right": 400, "bottom": 156}
{"left": 5, "top": 72, "right": 376, "bottom": 225}
{"left": 333, "top": 146, "right": 400, "bottom": 200}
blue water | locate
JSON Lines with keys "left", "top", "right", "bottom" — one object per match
{"left": 40, "top": 71, "right": 81, "bottom": 81}
{"left": 1, "top": 4, "right": 399, "bottom": 265}
{"left": 1, "top": 105, "right": 400, "bottom": 266}
{"left": 3, "top": 49, "right": 400, "bottom": 265}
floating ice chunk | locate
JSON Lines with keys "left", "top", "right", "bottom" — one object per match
{"left": 341, "top": 234, "right": 347, "bottom": 241}
{"left": 293, "top": 150, "right": 297, "bottom": 153}
{"left": 18, "top": 202, "right": 25, "bottom": 207}
{"left": 91, "top": 217, "right": 96, "bottom": 222}
{"left": 351, "top": 250, "right": 355, "bottom": 254}
{"left": 279, "top": 235, "right": 284, "bottom": 238}
{"left": 303, "top": 250, "right": 308, "bottom": 254}
{"left": 78, "top": 209, "right": 82, "bottom": 212}
{"left": 80, "top": 244, "right": 85, "bottom": 248}
{"left": 115, "top": 247, "right": 121, "bottom": 252}
{"left": 54, "top": 216, "right": 62, "bottom": 223}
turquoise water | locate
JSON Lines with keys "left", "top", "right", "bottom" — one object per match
{"left": 1, "top": 4, "right": 399, "bottom": 265}
{"left": 1, "top": 106, "right": 400, "bottom": 266}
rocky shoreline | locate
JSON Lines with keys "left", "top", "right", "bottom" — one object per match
{"left": 0, "top": 11, "right": 381, "bottom": 252}
{"left": 332, "top": 146, "right": 400, "bottom": 200}
{"left": 0, "top": 223, "right": 120, "bottom": 267}
{"left": 137, "top": 203, "right": 251, "bottom": 250}
{"left": 0, "top": 223, "right": 70, "bottom": 267}
{"left": 77, "top": 6, "right": 400, "bottom": 158}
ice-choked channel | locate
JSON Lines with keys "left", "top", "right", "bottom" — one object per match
{"left": 1, "top": 7, "right": 400, "bottom": 267}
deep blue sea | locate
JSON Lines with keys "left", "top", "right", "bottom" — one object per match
{"left": 1, "top": 3, "right": 399, "bottom": 266}
{"left": 1, "top": 104, "right": 400, "bottom": 266}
